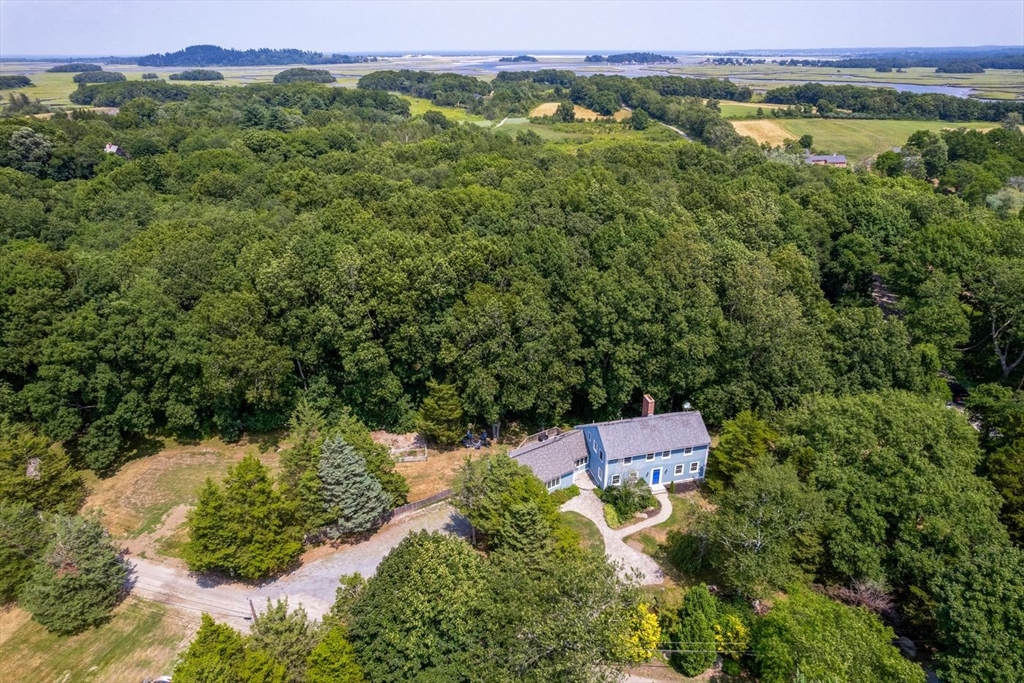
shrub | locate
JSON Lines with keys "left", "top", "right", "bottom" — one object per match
{"left": 169, "top": 69, "right": 224, "bottom": 81}
{"left": 599, "top": 478, "right": 657, "bottom": 520}
{"left": 550, "top": 484, "right": 580, "bottom": 506}
{"left": 141, "top": 72, "right": 160, "bottom": 80}
{"left": 73, "top": 71, "right": 126, "bottom": 84}
{"left": 603, "top": 503, "right": 621, "bottom": 528}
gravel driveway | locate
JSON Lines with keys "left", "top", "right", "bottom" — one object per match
{"left": 130, "top": 503, "right": 468, "bottom": 629}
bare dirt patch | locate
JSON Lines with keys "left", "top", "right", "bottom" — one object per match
{"left": 395, "top": 445, "right": 496, "bottom": 502}
{"left": 84, "top": 436, "right": 281, "bottom": 540}
{"left": 731, "top": 119, "right": 794, "bottom": 146}
{"left": 529, "top": 101, "right": 625, "bottom": 121}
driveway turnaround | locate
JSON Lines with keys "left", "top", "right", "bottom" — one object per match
{"left": 130, "top": 503, "right": 467, "bottom": 629}
{"left": 560, "top": 488, "right": 671, "bottom": 584}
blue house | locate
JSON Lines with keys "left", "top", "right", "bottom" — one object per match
{"left": 511, "top": 395, "right": 711, "bottom": 491}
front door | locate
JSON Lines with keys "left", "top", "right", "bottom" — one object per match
{"left": 651, "top": 468, "right": 661, "bottom": 485}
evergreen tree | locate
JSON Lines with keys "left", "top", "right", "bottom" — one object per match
{"left": 0, "top": 500, "right": 46, "bottom": 603}
{"left": 249, "top": 599, "right": 320, "bottom": 683}
{"left": 182, "top": 455, "right": 302, "bottom": 580}
{"left": 415, "top": 380, "right": 464, "bottom": 446}
{"left": 494, "top": 500, "right": 551, "bottom": 555}
{"left": 306, "top": 626, "right": 365, "bottom": 683}
{"left": 668, "top": 584, "right": 718, "bottom": 677}
{"left": 0, "top": 420, "right": 85, "bottom": 513}
{"left": 318, "top": 437, "right": 391, "bottom": 538}
{"left": 707, "top": 410, "right": 778, "bottom": 492}
{"left": 19, "top": 514, "right": 129, "bottom": 635}
{"left": 173, "top": 614, "right": 247, "bottom": 683}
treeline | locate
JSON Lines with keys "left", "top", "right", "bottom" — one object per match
{"left": 273, "top": 67, "right": 335, "bottom": 84}
{"left": 72, "top": 71, "right": 126, "bottom": 84}
{"left": 584, "top": 52, "right": 678, "bottom": 64}
{"left": 777, "top": 47, "right": 1024, "bottom": 71}
{"left": 0, "top": 76, "right": 31, "bottom": 89}
{"left": 498, "top": 55, "right": 537, "bottom": 63}
{"left": 45, "top": 63, "right": 102, "bottom": 73}
{"left": 137, "top": 44, "right": 377, "bottom": 67}
{"left": 69, "top": 80, "right": 409, "bottom": 116}
{"left": 764, "top": 82, "right": 1024, "bottom": 121}
{"left": 357, "top": 69, "right": 491, "bottom": 106}
{"left": 168, "top": 69, "right": 223, "bottom": 81}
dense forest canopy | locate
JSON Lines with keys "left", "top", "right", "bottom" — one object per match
{"left": 0, "top": 76, "right": 32, "bottom": 89}
{"left": 168, "top": 69, "right": 224, "bottom": 81}
{"left": 45, "top": 63, "right": 103, "bottom": 73}
{"left": 584, "top": 53, "right": 678, "bottom": 64}
{"left": 137, "top": 44, "right": 377, "bottom": 67}
{"left": 1, "top": 77, "right": 1022, "bottom": 481}
{"left": 775, "top": 47, "right": 1024, "bottom": 71}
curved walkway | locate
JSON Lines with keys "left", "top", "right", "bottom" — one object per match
{"left": 561, "top": 486, "right": 671, "bottom": 584}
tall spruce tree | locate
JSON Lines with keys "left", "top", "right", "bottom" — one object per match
{"left": 318, "top": 437, "right": 391, "bottom": 538}
{"left": 0, "top": 501, "right": 46, "bottom": 603}
{"left": 19, "top": 514, "right": 129, "bottom": 635}
{"left": 416, "top": 380, "right": 464, "bottom": 446}
{"left": 182, "top": 454, "right": 302, "bottom": 580}
{"left": 668, "top": 584, "right": 719, "bottom": 677}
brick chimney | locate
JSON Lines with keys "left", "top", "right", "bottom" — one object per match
{"left": 641, "top": 394, "right": 655, "bottom": 417}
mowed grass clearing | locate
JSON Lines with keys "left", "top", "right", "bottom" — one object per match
{"left": 400, "top": 95, "right": 492, "bottom": 124}
{"left": 82, "top": 436, "right": 282, "bottom": 560}
{"left": 732, "top": 118, "right": 995, "bottom": 163}
{"left": 0, "top": 599, "right": 198, "bottom": 683}
{"left": 560, "top": 511, "right": 605, "bottom": 554}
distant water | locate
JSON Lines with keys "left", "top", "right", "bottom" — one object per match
{"left": 435, "top": 60, "right": 991, "bottom": 99}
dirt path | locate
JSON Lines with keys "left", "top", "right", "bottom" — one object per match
{"left": 656, "top": 121, "right": 691, "bottom": 140}
{"left": 129, "top": 503, "right": 468, "bottom": 630}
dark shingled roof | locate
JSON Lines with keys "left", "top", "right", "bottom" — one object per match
{"left": 579, "top": 411, "right": 710, "bottom": 461}
{"left": 510, "top": 429, "right": 586, "bottom": 482}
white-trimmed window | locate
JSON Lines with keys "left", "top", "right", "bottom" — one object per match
{"left": 628, "top": 471, "right": 639, "bottom": 481}
{"left": 546, "top": 477, "right": 559, "bottom": 488}
{"left": 689, "top": 461, "right": 699, "bottom": 473}
{"left": 684, "top": 447, "right": 693, "bottom": 455}
{"left": 623, "top": 456, "right": 632, "bottom": 464}
{"left": 574, "top": 457, "right": 587, "bottom": 468}
{"left": 661, "top": 451, "right": 671, "bottom": 459}
{"left": 646, "top": 453, "right": 655, "bottom": 461}
{"left": 674, "top": 464, "right": 684, "bottom": 475}
{"left": 611, "top": 474, "right": 621, "bottom": 486}
{"left": 599, "top": 450, "right": 604, "bottom": 462}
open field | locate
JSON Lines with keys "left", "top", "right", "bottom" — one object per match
{"left": 716, "top": 100, "right": 785, "bottom": 119}
{"left": 82, "top": 436, "right": 281, "bottom": 560}
{"left": 732, "top": 117, "right": 996, "bottom": 163}
{"left": 0, "top": 599, "right": 198, "bottom": 683}
{"left": 529, "top": 101, "right": 631, "bottom": 121}
{"left": 627, "top": 490, "right": 709, "bottom": 559}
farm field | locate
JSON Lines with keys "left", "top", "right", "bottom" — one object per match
{"left": 0, "top": 599, "right": 198, "bottom": 683}
{"left": 732, "top": 117, "right": 995, "bottom": 163}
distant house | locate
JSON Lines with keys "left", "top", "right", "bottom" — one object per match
{"left": 103, "top": 143, "right": 129, "bottom": 158}
{"left": 511, "top": 395, "right": 711, "bottom": 491}
{"left": 804, "top": 152, "right": 847, "bottom": 167}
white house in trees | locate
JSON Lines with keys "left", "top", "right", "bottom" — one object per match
{"left": 511, "top": 395, "right": 711, "bottom": 491}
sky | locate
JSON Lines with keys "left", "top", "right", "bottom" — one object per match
{"left": 1, "top": 0, "right": 1022, "bottom": 57}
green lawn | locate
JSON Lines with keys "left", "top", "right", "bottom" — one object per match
{"left": 733, "top": 117, "right": 995, "bottom": 163}
{"left": 561, "top": 511, "right": 605, "bottom": 554}
{"left": 627, "top": 492, "right": 705, "bottom": 564}
{"left": 0, "top": 599, "right": 196, "bottom": 683}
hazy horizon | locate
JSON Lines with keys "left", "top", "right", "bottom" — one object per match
{"left": 2, "top": 0, "right": 1022, "bottom": 58}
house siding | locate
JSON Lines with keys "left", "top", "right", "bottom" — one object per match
{"left": 581, "top": 425, "right": 608, "bottom": 487}
{"left": 603, "top": 445, "right": 709, "bottom": 487}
